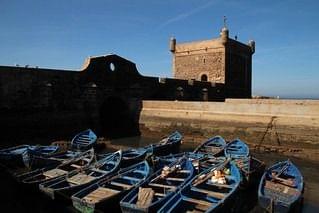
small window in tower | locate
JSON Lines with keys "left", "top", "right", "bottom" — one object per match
{"left": 203, "top": 58, "right": 206, "bottom": 63}
{"left": 201, "top": 74, "right": 208, "bottom": 82}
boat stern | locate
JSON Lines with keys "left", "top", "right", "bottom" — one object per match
{"left": 72, "top": 198, "right": 95, "bottom": 213}
{"left": 258, "top": 195, "right": 291, "bottom": 213}
{"left": 39, "top": 184, "right": 56, "bottom": 200}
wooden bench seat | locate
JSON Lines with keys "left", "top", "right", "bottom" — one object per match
{"left": 44, "top": 168, "right": 68, "bottom": 178}
{"left": 177, "top": 170, "right": 191, "bottom": 173}
{"left": 83, "top": 187, "right": 120, "bottom": 204}
{"left": 191, "top": 187, "right": 226, "bottom": 199}
{"left": 154, "top": 192, "right": 165, "bottom": 197}
{"left": 184, "top": 197, "right": 212, "bottom": 206}
{"left": 70, "top": 164, "right": 82, "bottom": 169}
{"left": 206, "top": 180, "right": 233, "bottom": 189}
{"left": 110, "top": 181, "right": 132, "bottom": 189}
{"left": 166, "top": 177, "right": 185, "bottom": 182}
{"left": 148, "top": 183, "right": 177, "bottom": 190}
{"left": 67, "top": 173, "right": 96, "bottom": 185}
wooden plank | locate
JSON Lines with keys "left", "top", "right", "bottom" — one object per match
{"left": 271, "top": 176, "right": 296, "bottom": 187}
{"left": 76, "top": 138, "right": 90, "bottom": 142}
{"left": 206, "top": 181, "right": 233, "bottom": 189}
{"left": 166, "top": 177, "right": 185, "bottom": 182}
{"left": 67, "top": 173, "right": 96, "bottom": 185}
{"left": 184, "top": 197, "right": 212, "bottom": 206}
{"left": 71, "top": 164, "right": 82, "bottom": 169}
{"left": 148, "top": 183, "right": 177, "bottom": 190}
{"left": 154, "top": 192, "right": 165, "bottom": 197}
{"left": 177, "top": 170, "right": 191, "bottom": 173}
{"left": 110, "top": 181, "right": 132, "bottom": 189}
{"left": 83, "top": 187, "right": 120, "bottom": 204}
{"left": 43, "top": 169, "right": 68, "bottom": 178}
{"left": 136, "top": 187, "right": 154, "bottom": 208}
{"left": 78, "top": 138, "right": 90, "bottom": 141}
{"left": 265, "top": 181, "right": 299, "bottom": 195}
{"left": 74, "top": 140, "right": 90, "bottom": 144}
{"left": 192, "top": 187, "right": 226, "bottom": 199}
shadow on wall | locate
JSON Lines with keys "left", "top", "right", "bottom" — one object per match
{"left": 98, "top": 96, "right": 141, "bottom": 139}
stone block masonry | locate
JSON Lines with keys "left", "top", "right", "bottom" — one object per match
{"left": 170, "top": 27, "right": 255, "bottom": 98}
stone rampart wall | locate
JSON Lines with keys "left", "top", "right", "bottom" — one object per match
{"left": 140, "top": 99, "right": 319, "bottom": 149}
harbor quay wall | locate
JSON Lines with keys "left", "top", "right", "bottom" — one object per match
{"left": 140, "top": 99, "right": 319, "bottom": 155}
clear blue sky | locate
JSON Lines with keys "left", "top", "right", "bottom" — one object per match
{"left": 1, "top": 0, "right": 318, "bottom": 99}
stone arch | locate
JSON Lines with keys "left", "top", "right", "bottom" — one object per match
{"left": 176, "top": 86, "right": 184, "bottom": 100}
{"left": 200, "top": 74, "right": 208, "bottom": 82}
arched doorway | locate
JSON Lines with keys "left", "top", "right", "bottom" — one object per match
{"left": 176, "top": 86, "right": 184, "bottom": 100}
{"left": 201, "top": 74, "right": 208, "bottom": 82}
{"left": 99, "top": 97, "right": 140, "bottom": 138}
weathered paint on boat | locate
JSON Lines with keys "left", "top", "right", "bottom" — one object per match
{"left": 224, "top": 139, "right": 249, "bottom": 159}
{"left": 71, "top": 129, "right": 97, "bottom": 151}
{"left": 258, "top": 160, "right": 304, "bottom": 213}
{"left": 193, "top": 136, "right": 226, "bottom": 156}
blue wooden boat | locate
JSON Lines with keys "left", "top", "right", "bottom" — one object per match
{"left": 22, "top": 145, "right": 60, "bottom": 168}
{"left": 72, "top": 161, "right": 151, "bottom": 213}
{"left": 18, "top": 149, "right": 95, "bottom": 185}
{"left": 5, "top": 149, "right": 81, "bottom": 179}
{"left": 28, "top": 145, "right": 60, "bottom": 156}
{"left": 233, "top": 156, "right": 265, "bottom": 188}
{"left": 0, "top": 144, "right": 59, "bottom": 169}
{"left": 71, "top": 129, "right": 97, "bottom": 151}
{"left": 0, "top": 145, "right": 34, "bottom": 168}
{"left": 158, "top": 159, "right": 241, "bottom": 213}
{"left": 39, "top": 150, "right": 122, "bottom": 200}
{"left": 146, "top": 131, "right": 182, "bottom": 156}
{"left": 193, "top": 136, "right": 226, "bottom": 156}
{"left": 23, "top": 149, "right": 83, "bottom": 171}
{"left": 120, "top": 157, "right": 195, "bottom": 213}
{"left": 224, "top": 139, "right": 249, "bottom": 159}
{"left": 121, "top": 148, "right": 148, "bottom": 168}
{"left": 258, "top": 160, "right": 304, "bottom": 213}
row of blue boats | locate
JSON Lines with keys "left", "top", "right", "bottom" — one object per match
{"left": 0, "top": 129, "right": 304, "bottom": 213}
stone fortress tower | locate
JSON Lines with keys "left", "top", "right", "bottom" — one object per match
{"left": 170, "top": 21, "right": 255, "bottom": 98}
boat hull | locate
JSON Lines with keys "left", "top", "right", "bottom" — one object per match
{"left": 158, "top": 160, "right": 241, "bottom": 213}
{"left": 258, "top": 194, "right": 303, "bottom": 213}
{"left": 258, "top": 160, "right": 304, "bottom": 213}
{"left": 120, "top": 158, "right": 194, "bottom": 213}
{"left": 71, "top": 129, "right": 97, "bottom": 151}
{"left": 72, "top": 161, "right": 151, "bottom": 213}
{"left": 122, "top": 150, "right": 147, "bottom": 168}
{"left": 193, "top": 136, "right": 226, "bottom": 157}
